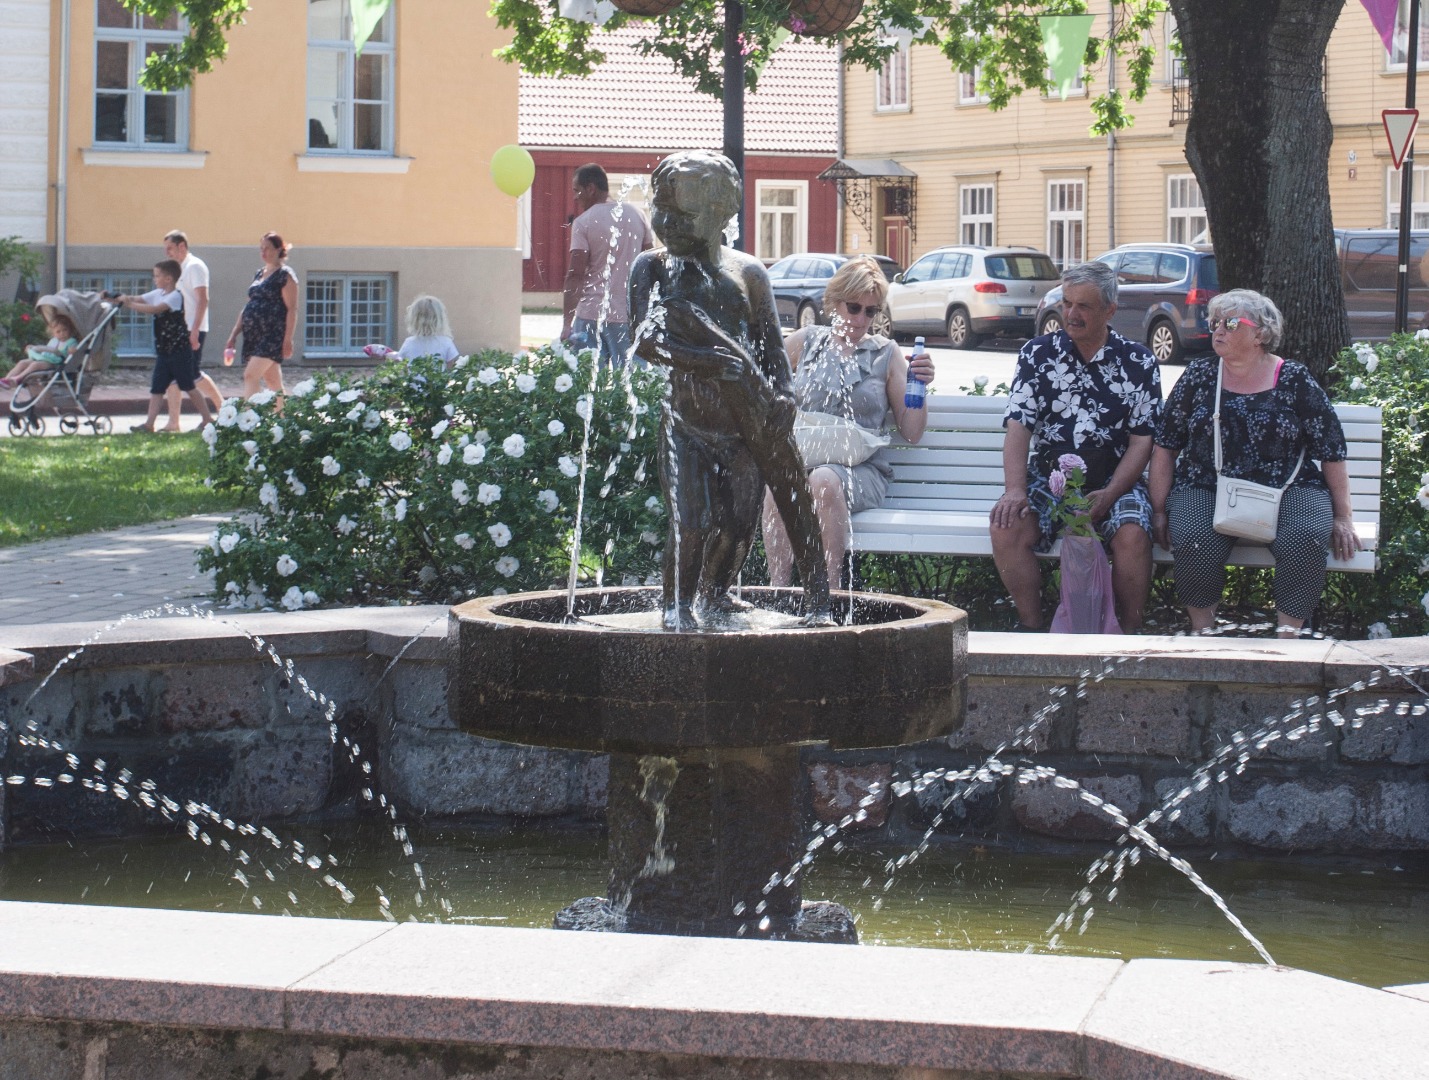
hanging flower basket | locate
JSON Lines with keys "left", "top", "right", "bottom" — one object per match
{"left": 608, "top": 0, "right": 683, "bottom": 16}
{"left": 783, "top": 0, "right": 863, "bottom": 35}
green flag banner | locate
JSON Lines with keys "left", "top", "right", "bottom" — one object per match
{"left": 352, "top": 0, "right": 392, "bottom": 56}
{"left": 1039, "top": 14, "right": 1093, "bottom": 101}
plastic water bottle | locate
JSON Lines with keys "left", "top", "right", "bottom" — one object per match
{"left": 905, "top": 336, "right": 928, "bottom": 409}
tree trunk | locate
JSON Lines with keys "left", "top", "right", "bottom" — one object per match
{"left": 1170, "top": 0, "right": 1348, "bottom": 385}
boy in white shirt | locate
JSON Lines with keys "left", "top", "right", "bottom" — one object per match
{"left": 118, "top": 259, "right": 215, "bottom": 432}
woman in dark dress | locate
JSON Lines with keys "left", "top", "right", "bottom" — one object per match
{"left": 225, "top": 232, "right": 298, "bottom": 399}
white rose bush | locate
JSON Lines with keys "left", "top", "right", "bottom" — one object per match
{"left": 199, "top": 348, "right": 667, "bottom": 608}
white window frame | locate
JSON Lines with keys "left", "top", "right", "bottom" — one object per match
{"left": 960, "top": 183, "right": 995, "bottom": 245}
{"left": 1388, "top": 165, "right": 1429, "bottom": 227}
{"left": 1046, "top": 179, "right": 1086, "bottom": 270}
{"left": 1167, "top": 174, "right": 1207, "bottom": 243}
{"left": 305, "top": 273, "right": 395, "bottom": 357}
{"left": 64, "top": 270, "right": 155, "bottom": 355}
{"left": 1164, "top": 13, "right": 1185, "bottom": 84}
{"left": 1387, "top": 0, "right": 1429, "bottom": 68}
{"left": 307, "top": 0, "right": 396, "bottom": 155}
{"left": 875, "top": 39, "right": 910, "bottom": 111}
{"left": 93, "top": 0, "right": 188, "bottom": 149}
{"left": 959, "top": 65, "right": 990, "bottom": 105}
{"left": 754, "top": 179, "right": 808, "bottom": 262}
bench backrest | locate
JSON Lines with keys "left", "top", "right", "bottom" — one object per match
{"left": 882, "top": 394, "right": 1383, "bottom": 531}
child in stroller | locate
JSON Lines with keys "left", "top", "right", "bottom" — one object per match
{"left": 1, "top": 310, "right": 79, "bottom": 388}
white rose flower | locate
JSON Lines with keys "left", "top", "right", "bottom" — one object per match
{"left": 322, "top": 455, "right": 341, "bottom": 476}
{"left": 641, "top": 531, "right": 660, "bottom": 545}
{"left": 337, "top": 515, "right": 357, "bottom": 535}
{"left": 1417, "top": 486, "right": 1429, "bottom": 511}
{"left": 241, "top": 439, "right": 259, "bottom": 456}
{"left": 389, "top": 431, "right": 413, "bottom": 451}
{"left": 477, "top": 366, "right": 501, "bottom": 385}
{"left": 219, "top": 533, "right": 240, "bottom": 553}
{"left": 488, "top": 522, "right": 512, "bottom": 547}
{"left": 236, "top": 409, "right": 260, "bottom": 432}
{"left": 575, "top": 395, "right": 593, "bottom": 422}
{"left": 276, "top": 554, "right": 299, "bottom": 577}
{"left": 249, "top": 389, "right": 277, "bottom": 407}
{"left": 431, "top": 419, "right": 450, "bottom": 439}
{"left": 453, "top": 355, "right": 470, "bottom": 369}
{"left": 454, "top": 532, "right": 475, "bottom": 550}
{"left": 363, "top": 410, "right": 382, "bottom": 430}
{"left": 326, "top": 381, "right": 341, "bottom": 392}
{"left": 463, "top": 443, "right": 487, "bottom": 465}
{"left": 202, "top": 423, "right": 218, "bottom": 446}
{"left": 285, "top": 470, "right": 307, "bottom": 497}
{"left": 491, "top": 586, "right": 509, "bottom": 596}
{"left": 495, "top": 555, "right": 520, "bottom": 578}
{"left": 562, "top": 349, "right": 579, "bottom": 372}
{"left": 452, "top": 479, "right": 471, "bottom": 505}
{"left": 299, "top": 429, "right": 313, "bottom": 444}
{"left": 436, "top": 445, "right": 453, "bottom": 466}
{"left": 346, "top": 406, "right": 364, "bottom": 422}
{"left": 1422, "top": 590, "right": 1429, "bottom": 618}
{"left": 558, "top": 455, "right": 579, "bottom": 478}
{"left": 271, "top": 424, "right": 285, "bottom": 444}
{"left": 418, "top": 565, "right": 438, "bottom": 584}
{"left": 974, "top": 374, "right": 989, "bottom": 389}
{"left": 474, "top": 429, "right": 491, "bottom": 445}
{"left": 313, "top": 393, "right": 332, "bottom": 409}
{"left": 1365, "top": 353, "right": 1380, "bottom": 373}
{"left": 1367, "top": 622, "right": 1391, "bottom": 640}
{"left": 259, "top": 483, "right": 279, "bottom": 509}
{"left": 207, "top": 529, "right": 222, "bottom": 554}
{"left": 355, "top": 473, "right": 371, "bottom": 489}
{"left": 303, "top": 590, "right": 320, "bottom": 606}
{"left": 515, "top": 373, "right": 537, "bottom": 394}
{"left": 281, "top": 586, "right": 305, "bottom": 611}
{"left": 502, "top": 433, "right": 526, "bottom": 458}
{"left": 394, "top": 498, "right": 408, "bottom": 521}
{"left": 225, "top": 581, "right": 240, "bottom": 594}
{"left": 536, "top": 489, "right": 559, "bottom": 513}
{"left": 554, "top": 373, "right": 574, "bottom": 393}
{"left": 477, "top": 483, "right": 502, "bottom": 505}
{"left": 547, "top": 419, "right": 566, "bottom": 436}
{"left": 645, "top": 495, "right": 661, "bottom": 511}
{"left": 1350, "top": 377, "right": 1366, "bottom": 391}
{"left": 337, "top": 389, "right": 362, "bottom": 403}
{"left": 1418, "top": 328, "right": 1429, "bottom": 341}
{"left": 290, "top": 378, "right": 317, "bottom": 397}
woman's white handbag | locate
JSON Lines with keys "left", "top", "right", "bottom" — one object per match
{"left": 792, "top": 410, "right": 889, "bottom": 468}
{"left": 1211, "top": 361, "right": 1302, "bottom": 543}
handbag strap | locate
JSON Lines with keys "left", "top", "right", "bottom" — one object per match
{"left": 1213, "top": 359, "right": 1304, "bottom": 489}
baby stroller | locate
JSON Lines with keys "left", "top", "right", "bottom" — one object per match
{"left": 6, "top": 290, "right": 120, "bottom": 436}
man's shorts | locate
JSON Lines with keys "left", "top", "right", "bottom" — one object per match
{"left": 1025, "top": 471, "right": 1152, "bottom": 553}
{"left": 190, "top": 329, "right": 207, "bottom": 379}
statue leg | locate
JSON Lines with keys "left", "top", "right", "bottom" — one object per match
{"left": 698, "top": 448, "right": 763, "bottom": 615}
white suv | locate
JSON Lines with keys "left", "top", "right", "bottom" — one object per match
{"left": 886, "top": 246, "right": 1061, "bottom": 349}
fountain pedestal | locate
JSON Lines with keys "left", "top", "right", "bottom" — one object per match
{"left": 449, "top": 587, "right": 966, "bottom": 942}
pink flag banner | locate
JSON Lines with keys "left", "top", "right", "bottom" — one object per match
{"left": 1360, "top": 0, "right": 1400, "bottom": 53}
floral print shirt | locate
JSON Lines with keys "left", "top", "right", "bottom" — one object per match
{"left": 1155, "top": 357, "right": 1346, "bottom": 491}
{"left": 1004, "top": 328, "right": 1162, "bottom": 462}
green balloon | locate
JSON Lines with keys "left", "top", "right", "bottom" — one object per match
{"left": 490, "top": 144, "right": 535, "bottom": 198}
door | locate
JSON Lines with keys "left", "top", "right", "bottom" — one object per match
{"left": 883, "top": 217, "right": 912, "bottom": 271}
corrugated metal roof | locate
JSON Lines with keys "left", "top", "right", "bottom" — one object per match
{"left": 519, "top": 26, "right": 838, "bottom": 153}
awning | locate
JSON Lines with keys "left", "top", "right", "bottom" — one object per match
{"left": 817, "top": 158, "right": 917, "bottom": 182}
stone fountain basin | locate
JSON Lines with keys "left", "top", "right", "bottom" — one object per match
{"left": 448, "top": 587, "right": 967, "bottom": 754}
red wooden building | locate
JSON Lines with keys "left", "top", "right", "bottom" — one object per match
{"left": 519, "top": 29, "right": 839, "bottom": 296}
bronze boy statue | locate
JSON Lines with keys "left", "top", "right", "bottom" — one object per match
{"left": 630, "top": 151, "right": 832, "bottom": 629}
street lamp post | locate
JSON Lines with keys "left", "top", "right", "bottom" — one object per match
{"left": 722, "top": 0, "right": 748, "bottom": 250}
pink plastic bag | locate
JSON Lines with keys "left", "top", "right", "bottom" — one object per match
{"left": 1050, "top": 533, "right": 1122, "bottom": 635}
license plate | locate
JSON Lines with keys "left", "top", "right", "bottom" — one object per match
{"left": 1016, "top": 306, "right": 1035, "bottom": 315}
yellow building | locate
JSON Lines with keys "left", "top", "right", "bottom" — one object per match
{"left": 16, "top": 0, "right": 520, "bottom": 360}
{"left": 838, "top": 3, "right": 1425, "bottom": 268}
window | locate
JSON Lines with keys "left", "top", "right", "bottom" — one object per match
{"left": 307, "top": 0, "right": 395, "bottom": 153}
{"left": 305, "top": 274, "right": 393, "bottom": 356}
{"left": 1388, "top": 165, "right": 1429, "bottom": 227}
{"left": 876, "top": 40, "right": 909, "bottom": 110}
{"left": 960, "top": 184, "right": 995, "bottom": 245}
{"left": 64, "top": 271, "right": 154, "bottom": 355}
{"left": 94, "top": 0, "right": 187, "bottom": 148}
{"left": 755, "top": 180, "right": 808, "bottom": 262}
{"left": 1167, "top": 174, "right": 1207, "bottom": 243}
{"left": 1388, "top": 0, "right": 1429, "bottom": 66}
{"left": 1046, "top": 180, "right": 1085, "bottom": 269}
{"left": 1164, "top": 14, "right": 1185, "bottom": 83}
{"left": 959, "top": 65, "right": 990, "bottom": 105}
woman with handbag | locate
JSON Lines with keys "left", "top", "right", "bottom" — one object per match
{"left": 760, "top": 256, "right": 934, "bottom": 588}
{"left": 1148, "top": 289, "right": 1359, "bottom": 636}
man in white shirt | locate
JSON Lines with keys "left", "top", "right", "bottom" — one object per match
{"left": 162, "top": 230, "right": 223, "bottom": 431}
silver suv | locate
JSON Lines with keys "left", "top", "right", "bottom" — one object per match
{"left": 885, "top": 246, "right": 1061, "bottom": 348}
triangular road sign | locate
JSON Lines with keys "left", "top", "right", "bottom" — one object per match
{"left": 1384, "top": 108, "right": 1420, "bottom": 169}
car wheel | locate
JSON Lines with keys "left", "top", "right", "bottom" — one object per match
{"left": 871, "top": 307, "right": 893, "bottom": 338}
{"left": 1038, "top": 312, "right": 1063, "bottom": 337}
{"left": 1148, "top": 318, "right": 1182, "bottom": 364}
{"left": 797, "top": 302, "right": 819, "bottom": 329}
{"left": 946, "top": 307, "right": 981, "bottom": 350}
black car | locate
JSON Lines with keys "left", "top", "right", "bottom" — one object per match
{"left": 1035, "top": 243, "right": 1219, "bottom": 364}
{"left": 766, "top": 253, "right": 902, "bottom": 335}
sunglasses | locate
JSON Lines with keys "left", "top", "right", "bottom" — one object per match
{"left": 842, "top": 301, "right": 882, "bottom": 317}
{"left": 1209, "top": 316, "right": 1257, "bottom": 332}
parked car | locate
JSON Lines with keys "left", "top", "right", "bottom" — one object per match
{"left": 765, "top": 253, "right": 902, "bottom": 335}
{"left": 1035, "top": 243, "right": 1218, "bottom": 364}
{"left": 883, "top": 246, "right": 1061, "bottom": 349}
{"left": 1335, "top": 228, "right": 1429, "bottom": 340}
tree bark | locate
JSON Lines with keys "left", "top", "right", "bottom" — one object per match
{"left": 1170, "top": 0, "right": 1349, "bottom": 384}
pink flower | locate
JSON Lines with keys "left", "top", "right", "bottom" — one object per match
{"left": 1048, "top": 470, "right": 1067, "bottom": 498}
{"left": 789, "top": 15, "right": 807, "bottom": 32}
{"left": 1058, "top": 453, "right": 1085, "bottom": 474}
{"left": 738, "top": 32, "right": 755, "bottom": 55}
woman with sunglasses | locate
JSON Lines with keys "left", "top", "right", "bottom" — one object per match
{"left": 761, "top": 255, "right": 934, "bottom": 588}
{"left": 1148, "top": 288, "right": 1359, "bottom": 636}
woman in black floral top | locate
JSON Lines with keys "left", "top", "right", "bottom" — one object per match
{"left": 1149, "top": 289, "right": 1359, "bottom": 636}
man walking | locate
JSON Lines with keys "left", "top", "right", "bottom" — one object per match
{"left": 162, "top": 230, "right": 223, "bottom": 430}
{"left": 989, "top": 261, "right": 1162, "bottom": 631}
{"left": 561, "top": 164, "right": 653, "bottom": 366}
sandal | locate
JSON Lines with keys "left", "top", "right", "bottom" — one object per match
{"left": 131, "top": 422, "right": 155, "bottom": 433}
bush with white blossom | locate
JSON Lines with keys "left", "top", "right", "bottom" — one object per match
{"left": 199, "top": 346, "right": 667, "bottom": 608}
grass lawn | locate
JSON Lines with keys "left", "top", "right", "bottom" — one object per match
{"left": 0, "top": 432, "right": 248, "bottom": 548}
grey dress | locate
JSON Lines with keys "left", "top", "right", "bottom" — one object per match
{"left": 792, "top": 328, "right": 897, "bottom": 512}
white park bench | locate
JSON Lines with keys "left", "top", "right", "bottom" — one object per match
{"left": 850, "top": 394, "right": 1381, "bottom": 573}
